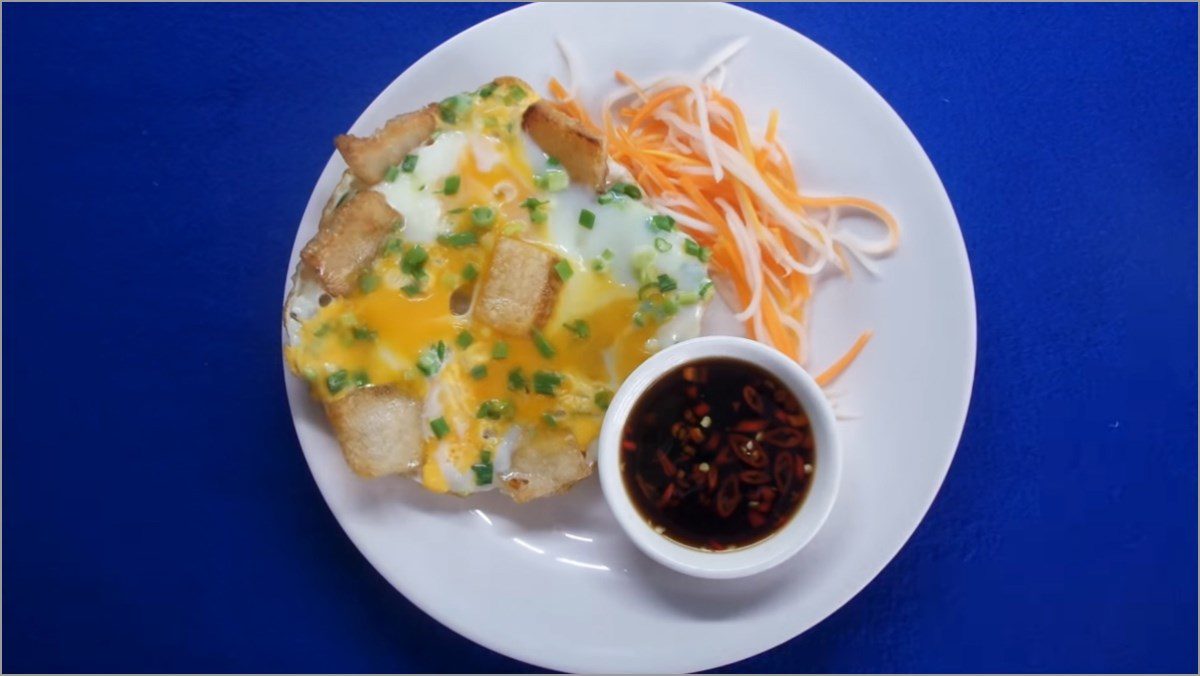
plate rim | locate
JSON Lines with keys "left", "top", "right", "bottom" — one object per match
{"left": 281, "top": 2, "right": 978, "bottom": 671}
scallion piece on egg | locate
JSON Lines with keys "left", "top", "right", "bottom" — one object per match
{"left": 553, "top": 260, "right": 573, "bottom": 282}
{"left": 383, "top": 165, "right": 400, "bottom": 183}
{"left": 442, "top": 175, "right": 461, "bottom": 195}
{"left": 438, "top": 231, "right": 477, "bottom": 248}
{"left": 469, "top": 364, "right": 488, "bottom": 380}
{"left": 456, "top": 330, "right": 474, "bottom": 348}
{"left": 401, "top": 154, "right": 418, "bottom": 173}
{"left": 492, "top": 341, "right": 509, "bottom": 360}
{"left": 359, "top": 272, "right": 380, "bottom": 294}
{"left": 532, "top": 370, "right": 564, "bottom": 396}
{"left": 563, "top": 319, "right": 590, "bottom": 338}
{"left": 471, "top": 206, "right": 496, "bottom": 227}
{"left": 326, "top": 370, "right": 350, "bottom": 395}
{"left": 430, "top": 417, "right": 451, "bottom": 439}
{"left": 579, "top": 209, "right": 595, "bottom": 229}
{"left": 507, "top": 367, "right": 527, "bottom": 391}
{"left": 531, "top": 329, "right": 556, "bottom": 359}
{"left": 594, "top": 389, "right": 614, "bottom": 410}
{"left": 657, "top": 274, "right": 678, "bottom": 293}
{"left": 654, "top": 237, "right": 671, "bottom": 252}
{"left": 462, "top": 262, "right": 479, "bottom": 281}
{"left": 651, "top": 214, "right": 675, "bottom": 231}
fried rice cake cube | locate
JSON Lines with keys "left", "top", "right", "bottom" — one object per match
{"left": 335, "top": 104, "right": 439, "bottom": 184}
{"left": 499, "top": 428, "right": 592, "bottom": 503}
{"left": 300, "top": 191, "right": 398, "bottom": 297}
{"left": 522, "top": 100, "right": 607, "bottom": 192}
{"left": 318, "top": 170, "right": 364, "bottom": 231}
{"left": 325, "top": 385, "right": 423, "bottom": 478}
{"left": 475, "top": 237, "right": 562, "bottom": 336}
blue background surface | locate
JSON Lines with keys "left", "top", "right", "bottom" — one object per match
{"left": 3, "top": 3, "right": 1196, "bottom": 673}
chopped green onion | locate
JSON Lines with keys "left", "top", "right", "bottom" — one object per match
{"left": 661, "top": 297, "right": 680, "bottom": 317}
{"left": 698, "top": 246, "right": 711, "bottom": 263}
{"left": 638, "top": 282, "right": 660, "bottom": 301}
{"left": 531, "top": 209, "right": 547, "bottom": 224}
{"left": 654, "top": 237, "right": 671, "bottom": 252}
{"left": 359, "top": 272, "right": 380, "bottom": 294}
{"left": 470, "top": 364, "right": 488, "bottom": 380}
{"left": 456, "top": 330, "right": 474, "bottom": 348}
{"left": 472, "top": 458, "right": 493, "bottom": 485}
{"left": 439, "top": 94, "right": 472, "bottom": 123}
{"left": 613, "top": 182, "right": 643, "bottom": 199}
{"left": 383, "top": 165, "right": 400, "bottom": 183}
{"left": 462, "top": 262, "right": 479, "bottom": 281}
{"left": 507, "top": 367, "right": 527, "bottom": 391}
{"left": 435, "top": 340, "right": 447, "bottom": 360}
{"left": 632, "top": 311, "right": 646, "bottom": 327}
{"left": 684, "top": 238, "right": 702, "bottom": 258}
{"left": 438, "top": 231, "right": 477, "bottom": 248}
{"left": 591, "top": 257, "right": 607, "bottom": 272}
{"left": 477, "top": 82, "right": 498, "bottom": 98}
{"left": 651, "top": 214, "right": 676, "bottom": 231}
{"left": 602, "top": 249, "right": 615, "bottom": 260}
{"left": 352, "top": 326, "right": 376, "bottom": 341}
{"left": 352, "top": 371, "right": 370, "bottom": 387}
{"left": 447, "top": 207, "right": 466, "bottom": 215}
{"left": 430, "top": 417, "right": 451, "bottom": 439}
{"left": 476, "top": 398, "right": 514, "bottom": 420}
{"left": 442, "top": 175, "right": 461, "bottom": 195}
{"left": 594, "top": 389, "right": 614, "bottom": 410}
{"left": 336, "top": 192, "right": 352, "bottom": 207}
{"left": 597, "top": 192, "right": 615, "bottom": 205}
{"left": 544, "top": 169, "right": 569, "bottom": 192}
{"left": 563, "top": 319, "right": 590, "bottom": 338}
{"left": 401, "top": 281, "right": 422, "bottom": 297}
{"left": 678, "top": 291, "right": 701, "bottom": 306}
{"left": 532, "top": 370, "right": 564, "bottom": 396}
{"left": 546, "top": 156, "right": 561, "bottom": 167}
{"left": 699, "top": 279, "right": 715, "bottom": 299}
{"left": 471, "top": 206, "right": 496, "bottom": 228}
{"left": 504, "top": 85, "right": 527, "bottom": 104}
{"left": 416, "top": 351, "right": 440, "bottom": 377}
{"left": 553, "top": 260, "right": 573, "bottom": 282}
{"left": 542, "top": 412, "right": 559, "bottom": 427}
{"left": 579, "top": 209, "right": 596, "bottom": 229}
{"left": 401, "top": 245, "right": 428, "bottom": 274}
{"left": 384, "top": 238, "right": 404, "bottom": 255}
{"left": 531, "top": 328, "right": 556, "bottom": 358}
{"left": 326, "top": 370, "right": 350, "bottom": 395}
{"left": 313, "top": 323, "right": 332, "bottom": 338}
{"left": 492, "top": 341, "right": 509, "bottom": 360}
{"left": 401, "top": 154, "right": 419, "bottom": 173}
{"left": 657, "top": 274, "right": 678, "bottom": 293}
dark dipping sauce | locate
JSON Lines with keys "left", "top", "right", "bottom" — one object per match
{"left": 620, "top": 358, "right": 816, "bottom": 551}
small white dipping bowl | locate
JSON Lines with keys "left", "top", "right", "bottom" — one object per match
{"left": 598, "top": 336, "right": 842, "bottom": 579}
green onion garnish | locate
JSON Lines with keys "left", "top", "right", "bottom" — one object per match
{"left": 401, "top": 245, "right": 428, "bottom": 274}
{"left": 531, "top": 328, "right": 556, "bottom": 358}
{"left": 657, "top": 274, "right": 678, "bottom": 293}
{"left": 442, "top": 175, "right": 461, "bottom": 195}
{"left": 579, "top": 209, "right": 596, "bottom": 229}
{"left": 532, "top": 370, "right": 564, "bottom": 396}
{"left": 699, "top": 279, "right": 715, "bottom": 299}
{"left": 661, "top": 297, "right": 680, "bottom": 316}
{"left": 401, "top": 154, "right": 418, "bottom": 173}
{"left": 359, "top": 272, "right": 380, "bottom": 294}
{"left": 471, "top": 206, "right": 496, "bottom": 228}
{"left": 614, "top": 182, "right": 643, "bottom": 199}
{"left": 684, "top": 238, "right": 702, "bottom": 258}
{"left": 352, "top": 326, "right": 376, "bottom": 341}
{"left": 542, "top": 413, "right": 559, "bottom": 427}
{"left": 313, "top": 323, "right": 332, "bottom": 338}
{"left": 462, "top": 262, "right": 479, "bottom": 281}
{"left": 430, "top": 417, "right": 451, "bottom": 439}
{"left": 478, "top": 82, "right": 498, "bottom": 98}
{"left": 504, "top": 85, "right": 527, "bottom": 105}
{"left": 352, "top": 371, "right": 370, "bottom": 387}
{"left": 651, "top": 214, "right": 675, "bottom": 232}
{"left": 439, "top": 94, "right": 472, "bottom": 123}
{"left": 435, "top": 340, "right": 447, "bottom": 360}
{"left": 472, "top": 458, "right": 494, "bottom": 485}
{"left": 654, "top": 237, "right": 671, "bottom": 252}
{"left": 476, "top": 399, "right": 514, "bottom": 420}
{"left": 384, "top": 238, "right": 404, "bottom": 255}
{"left": 492, "top": 341, "right": 509, "bottom": 360}
{"left": 470, "top": 364, "right": 488, "bottom": 380}
{"left": 678, "top": 291, "right": 700, "bottom": 306}
{"left": 563, "top": 319, "right": 590, "bottom": 338}
{"left": 416, "top": 351, "right": 440, "bottom": 377}
{"left": 547, "top": 156, "right": 561, "bottom": 167}
{"left": 553, "top": 260, "right": 573, "bottom": 282}
{"left": 401, "top": 281, "right": 422, "bottom": 297}
{"left": 545, "top": 169, "right": 569, "bottom": 192}
{"left": 326, "top": 370, "right": 350, "bottom": 395}
{"left": 383, "top": 165, "right": 400, "bottom": 183}
{"left": 456, "top": 330, "right": 474, "bottom": 348}
{"left": 507, "top": 367, "right": 527, "bottom": 391}
{"left": 597, "top": 192, "right": 615, "bottom": 205}
{"left": 438, "top": 231, "right": 477, "bottom": 248}
{"left": 594, "top": 389, "right": 613, "bottom": 410}
{"left": 632, "top": 312, "right": 646, "bottom": 327}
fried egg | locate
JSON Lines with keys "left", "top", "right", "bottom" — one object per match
{"left": 284, "top": 78, "right": 713, "bottom": 499}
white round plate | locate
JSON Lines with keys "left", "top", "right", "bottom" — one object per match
{"left": 283, "top": 3, "right": 976, "bottom": 672}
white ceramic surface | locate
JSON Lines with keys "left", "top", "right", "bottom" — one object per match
{"left": 598, "top": 336, "right": 842, "bottom": 580}
{"left": 282, "top": 3, "right": 976, "bottom": 672}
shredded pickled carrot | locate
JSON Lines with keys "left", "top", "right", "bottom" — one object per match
{"left": 545, "top": 54, "right": 898, "bottom": 385}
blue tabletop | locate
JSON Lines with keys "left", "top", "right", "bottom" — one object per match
{"left": 3, "top": 3, "right": 1196, "bottom": 673}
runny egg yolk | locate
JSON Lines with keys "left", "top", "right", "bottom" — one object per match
{"left": 286, "top": 84, "right": 710, "bottom": 494}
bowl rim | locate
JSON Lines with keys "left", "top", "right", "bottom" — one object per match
{"left": 597, "top": 335, "right": 843, "bottom": 579}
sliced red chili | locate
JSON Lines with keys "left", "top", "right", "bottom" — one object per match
{"left": 716, "top": 475, "right": 741, "bottom": 517}
{"left": 761, "top": 426, "right": 805, "bottom": 448}
{"left": 743, "top": 385, "right": 764, "bottom": 414}
{"left": 774, "top": 452, "right": 795, "bottom": 492}
{"left": 739, "top": 470, "right": 771, "bottom": 485}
